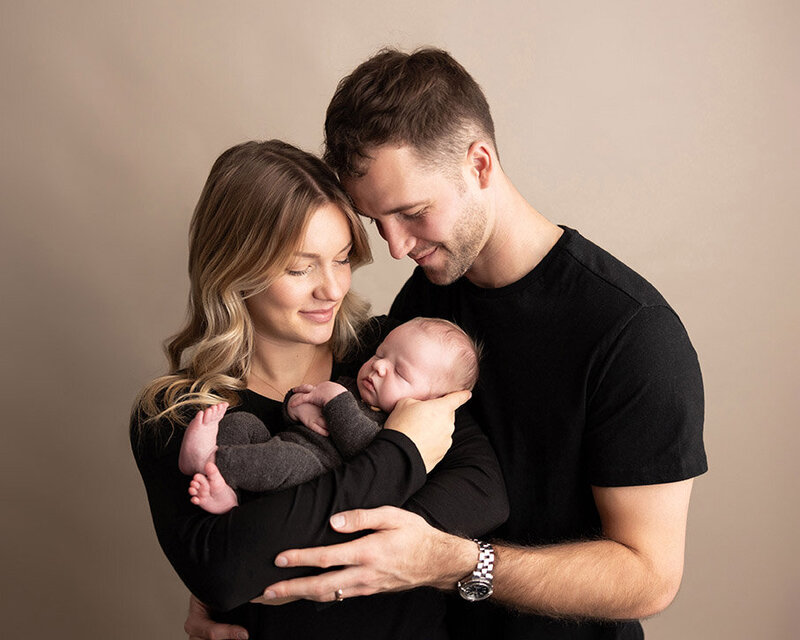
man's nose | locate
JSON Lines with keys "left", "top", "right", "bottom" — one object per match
{"left": 381, "top": 219, "right": 415, "bottom": 260}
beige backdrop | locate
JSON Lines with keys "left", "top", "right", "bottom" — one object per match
{"left": 2, "top": 1, "right": 797, "bottom": 638}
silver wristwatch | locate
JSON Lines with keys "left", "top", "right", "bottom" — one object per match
{"left": 457, "top": 540, "right": 494, "bottom": 602}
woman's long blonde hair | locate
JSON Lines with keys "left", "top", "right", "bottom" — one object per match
{"left": 135, "top": 140, "right": 372, "bottom": 427}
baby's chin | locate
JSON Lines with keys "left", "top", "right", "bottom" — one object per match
{"left": 357, "top": 379, "right": 375, "bottom": 404}
{"left": 357, "top": 380, "right": 392, "bottom": 413}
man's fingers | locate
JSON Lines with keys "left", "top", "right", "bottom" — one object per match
{"left": 275, "top": 537, "right": 366, "bottom": 569}
{"left": 272, "top": 508, "right": 412, "bottom": 578}
{"left": 328, "top": 505, "right": 411, "bottom": 534}
{"left": 249, "top": 594, "right": 299, "bottom": 606}
{"left": 263, "top": 567, "right": 372, "bottom": 602}
{"left": 263, "top": 571, "right": 344, "bottom": 602}
{"left": 439, "top": 389, "right": 472, "bottom": 411}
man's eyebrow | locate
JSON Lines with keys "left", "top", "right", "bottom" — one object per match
{"left": 294, "top": 242, "right": 352, "bottom": 258}
{"left": 383, "top": 201, "right": 429, "bottom": 215}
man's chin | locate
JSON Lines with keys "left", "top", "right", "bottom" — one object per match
{"left": 421, "top": 263, "right": 465, "bottom": 286}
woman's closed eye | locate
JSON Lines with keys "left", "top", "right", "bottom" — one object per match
{"left": 287, "top": 264, "right": 313, "bottom": 276}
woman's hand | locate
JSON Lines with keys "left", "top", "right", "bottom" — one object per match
{"left": 184, "top": 595, "right": 249, "bottom": 640}
{"left": 384, "top": 390, "right": 471, "bottom": 472}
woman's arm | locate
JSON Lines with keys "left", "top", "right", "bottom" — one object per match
{"left": 402, "top": 406, "right": 509, "bottom": 538}
{"left": 344, "top": 315, "right": 509, "bottom": 538}
{"left": 131, "top": 414, "right": 427, "bottom": 612}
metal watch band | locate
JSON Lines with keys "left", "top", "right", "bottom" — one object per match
{"left": 457, "top": 539, "right": 495, "bottom": 601}
{"left": 472, "top": 539, "right": 494, "bottom": 581}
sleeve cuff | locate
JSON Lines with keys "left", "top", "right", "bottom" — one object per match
{"left": 373, "top": 429, "right": 427, "bottom": 484}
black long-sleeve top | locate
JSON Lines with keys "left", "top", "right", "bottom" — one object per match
{"left": 131, "top": 316, "right": 509, "bottom": 639}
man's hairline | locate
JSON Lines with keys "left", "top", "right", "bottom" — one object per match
{"left": 336, "top": 126, "right": 496, "bottom": 181}
{"left": 340, "top": 140, "right": 489, "bottom": 219}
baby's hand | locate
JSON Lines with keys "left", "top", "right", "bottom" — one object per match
{"left": 289, "top": 381, "right": 349, "bottom": 408}
{"left": 288, "top": 382, "right": 349, "bottom": 436}
{"left": 289, "top": 401, "right": 329, "bottom": 436}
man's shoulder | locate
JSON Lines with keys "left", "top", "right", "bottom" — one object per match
{"left": 557, "top": 227, "right": 669, "bottom": 311}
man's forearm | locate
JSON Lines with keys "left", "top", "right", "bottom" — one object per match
{"left": 431, "top": 536, "right": 678, "bottom": 621}
{"left": 434, "top": 482, "right": 692, "bottom": 621}
{"left": 491, "top": 539, "right": 679, "bottom": 620}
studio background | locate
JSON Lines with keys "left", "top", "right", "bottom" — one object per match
{"left": 1, "top": 2, "right": 797, "bottom": 638}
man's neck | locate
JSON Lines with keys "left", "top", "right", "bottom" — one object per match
{"left": 466, "top": 177, "right": 563, "bottom": 289}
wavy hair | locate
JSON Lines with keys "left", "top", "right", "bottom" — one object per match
{"left": 135, "top": 140, "right": 372, "bottom": 427}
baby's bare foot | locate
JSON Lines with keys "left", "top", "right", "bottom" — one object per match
{"left": 178, "top": 402, "right": 228, "bottom": 475}
{"left": 188, "top": 462, "right": 238, "bottom": 514}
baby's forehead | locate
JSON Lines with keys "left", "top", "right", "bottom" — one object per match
{"left": 387, "top": 324, "right": 459, "bottom": 366}
{"left": 385, "top": 323, "right": 441, "bottom": 350}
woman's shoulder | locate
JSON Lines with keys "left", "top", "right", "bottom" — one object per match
{"left": 129, "top": 392, "right": 192, "bottom": 461}
{"left": 130, "top": 385, "right": 245, "bottom": 459}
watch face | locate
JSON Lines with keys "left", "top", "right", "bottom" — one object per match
{"left": 459, "top": 578, "right": 493, "bottom": 602}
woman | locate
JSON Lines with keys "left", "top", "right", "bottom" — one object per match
{"left": 131, "top": 140, "right": 508, "bottom": 639}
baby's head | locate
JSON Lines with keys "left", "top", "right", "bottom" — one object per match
{"left": 356, "top": 317, "right": 480, "bottom": 413}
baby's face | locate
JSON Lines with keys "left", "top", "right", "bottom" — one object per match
{"left": 357, "top": 323, "right": 453, "bottom": 413}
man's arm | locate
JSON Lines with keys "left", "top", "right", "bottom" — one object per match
{"left": 256, "top": 478, "right": 693, "bottom": 620}
{"left": 488, "top": 479, "right": 692, "bottom": 619}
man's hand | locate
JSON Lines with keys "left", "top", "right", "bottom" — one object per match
{"left": 251, "top": 506, "right": 476, "bottom": 603}
{"left": 184, "top": 595, "right": 248, "bottom": 640}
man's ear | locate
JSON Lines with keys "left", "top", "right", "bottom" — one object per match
{"left": 465, "top": 141, "right": 494, "bottom": 189}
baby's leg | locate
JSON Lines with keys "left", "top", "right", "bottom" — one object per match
{"left": 188, "top": 462, "right": 238, "bottom": 514}
{"left": 178, "top": 402, "right": 228, "bottom": 475}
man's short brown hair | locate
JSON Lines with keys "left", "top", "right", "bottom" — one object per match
{"left": 324, "top": 47, "right": 497, "bottom": 177}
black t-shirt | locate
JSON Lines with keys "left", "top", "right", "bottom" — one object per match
{"left": 390, "top": 227, "right": 707, "bottom": 640}
{"left": 130, "top": 317, "right": 509, "bottom": 639}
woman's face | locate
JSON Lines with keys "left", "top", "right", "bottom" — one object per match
{"left": 246, "top": 202, "right": 353, "bottom": 347}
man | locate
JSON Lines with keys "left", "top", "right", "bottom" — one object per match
{"left": 189, "top": 48, "right": 706, "bottom": 639}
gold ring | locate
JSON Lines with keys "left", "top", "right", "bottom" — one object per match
{"left": 335, "top": 588, "right": 344, "bottom": 602}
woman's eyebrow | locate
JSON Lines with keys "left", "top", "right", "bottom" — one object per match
{"left": 294, "top": 242, "right": 353, "bottom": 258}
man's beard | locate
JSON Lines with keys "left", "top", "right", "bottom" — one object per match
{"left": 423, "top": 198, "right": 487, "bottom": 286}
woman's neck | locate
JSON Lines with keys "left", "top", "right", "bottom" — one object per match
{"left": 247, "top": 337, "right": 333, "bottom": 400}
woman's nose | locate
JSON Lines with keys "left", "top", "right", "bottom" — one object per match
{"left": 316, "top": 267, "right": 346, "bottom": 300}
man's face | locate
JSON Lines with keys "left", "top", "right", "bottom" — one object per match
{"left": 342, "top": 145, "right": 488, "bottom": 285}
